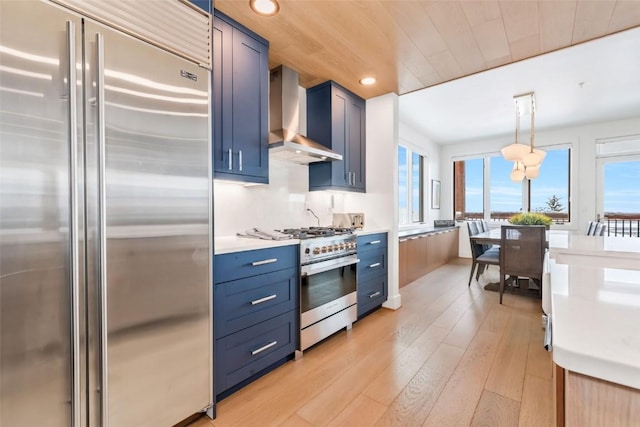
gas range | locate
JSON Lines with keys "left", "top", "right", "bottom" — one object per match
{"left": 281, "top": 227, "right": 357, "bottom": 265}
{"left": 281, "top": 226, "right": 354, "bottom": 240}
{"left": 293, "top": 227, "right": 360, "bottom": 355}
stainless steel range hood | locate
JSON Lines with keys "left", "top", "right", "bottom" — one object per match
{"left": 269, "top": 65, "right": 342, "bottom": 164}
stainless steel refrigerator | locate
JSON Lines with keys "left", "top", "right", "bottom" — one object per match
{"left": 0, "top": 1, "right": 213, "bottom": 426}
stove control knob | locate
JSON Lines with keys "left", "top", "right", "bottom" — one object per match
{"left": 334, "top": 244, "right": 340, "bottom": 251}
{"left": 328, "top": 246, "right": 333, "bottom": 252}
{"left": 339, "top": 243, "right": 345, "bottom": 250}
{"left": 313, "top": 247, "right": 320, "bottom": 255}
{"left": 305, "top": 248, "right": 310, "bottom": 255}
{"left": 321, "top": 246, "right": 327, "bottom": 253}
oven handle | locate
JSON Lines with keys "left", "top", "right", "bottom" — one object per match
{"left": 301, "top": 256, "right": 360, "bottom": 276}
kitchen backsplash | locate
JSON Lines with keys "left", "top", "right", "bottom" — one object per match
{"left": 213, "top": 158, "right": 388, "bottom": 236}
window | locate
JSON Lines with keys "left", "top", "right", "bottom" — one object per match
{"left": 596, "top": 138, "right": 640, "bottom": 237}
{"left": 453, "top": 158, "right": 483, "bottom": 220}
{"left": 398, "top": 145, "right": 426, "bottom": 225}
{"left": 602, "top": 158, "right": 640, "bottom": 215}
{"left": 453, "top": 147, "right": 571, "bottom": 222}
{"left": 489, "top": 155, "right": 523, "bottom": 220}
{"left": 529, "top": 148, "right": 570, "bottom": 222}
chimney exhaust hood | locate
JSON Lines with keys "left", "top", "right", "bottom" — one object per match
{"left": 269, "top": 65, "right": 342, "bottom": 164}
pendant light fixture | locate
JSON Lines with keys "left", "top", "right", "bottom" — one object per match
{"left": 502, "top": 92, "right": 545, "bottom": 181}
{"left": 510, "top": 161, "right": 526, "bottom": 182}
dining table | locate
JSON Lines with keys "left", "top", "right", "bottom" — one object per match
{"left": 469, "top": 228, "right": 571, "bottom": 296}
{"left": 470, "top": 227, "right": 570, "bottom": 248}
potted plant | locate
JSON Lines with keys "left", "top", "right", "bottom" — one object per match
{"left": 508, "top": 212, "right": 552, "bottom": 228}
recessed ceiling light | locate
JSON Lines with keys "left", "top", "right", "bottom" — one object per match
{"left": 359, "top": 76, "right": 376, "bottom": 86}
{"left": 250, "top": 0, "right": 279, "bottom": 16}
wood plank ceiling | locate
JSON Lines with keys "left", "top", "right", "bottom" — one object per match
{"left": 214, "top": 0, "right": 640, "bottom": 100}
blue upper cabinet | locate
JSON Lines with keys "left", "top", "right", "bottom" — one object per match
{"left": 307, "top": 81, "right": 366, "bottom": 192}
{"left": 188, "top": 0, "right": 211, "bottom": 13}
{"left": 213, "top": 10, "right": 269, "bottom": 184}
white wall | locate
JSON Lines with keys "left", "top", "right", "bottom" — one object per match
{"left": 438, "top": 116, "right": 640, "bottom": 256}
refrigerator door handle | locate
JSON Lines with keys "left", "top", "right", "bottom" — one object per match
{"left": 67, "top": 20, "right": 82, "bottom": 427}
{"left": 95, "top": 31, "right": 109, "bottom": 427}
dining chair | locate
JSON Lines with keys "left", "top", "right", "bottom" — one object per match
{"left": 585, "top": 221, "right": 596, "bottom": 235}
{"left": 467, "top": 222, "right": 499, "bottom": 286}
{"left": 499, "top": 225, "right": 546, "bottom": 304}
{"left": 594, "top": 222, "right": 607, "bottom": 236}
{"left": 468, "top": 220, "right": 480, "bottom": 236}
{"left": 480, "top": 219, "right": 500, "bottom": 251}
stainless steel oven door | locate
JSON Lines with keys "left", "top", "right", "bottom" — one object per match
{"left": 300, "top": 255, "right": 359, "bottom": 329}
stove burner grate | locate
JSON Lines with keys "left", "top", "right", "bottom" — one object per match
{"left": 280, "top": 226, "right": 354, "bottom": 239}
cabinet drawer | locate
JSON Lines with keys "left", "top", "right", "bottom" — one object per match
{"left": 214, "top": 245, "right": 297, "bottom": 283}
{"left": 215, "top": 311, "right": 297, "bottom": 393}
{"left": 214, "top": 268, "right": 298, "bottom": 337}
{"left": 357, "top": 233, "right": 387, "bottom": 254}
{"left": 357, "top": 276, "right": 387, "bottom": 318}
{"left": 357, "top": 251, "right": 387, "bottom": 281}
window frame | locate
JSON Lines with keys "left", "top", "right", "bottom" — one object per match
{"left": 398, "top": 143, "right": 427, "bottom": 225}
{"left": 452, "top": 144, "right": 572, "bottom": 225}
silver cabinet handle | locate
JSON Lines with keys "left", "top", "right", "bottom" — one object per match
{"left": 369, "top": 240, "right": 381, "bottom": 245}
{"left": 95, "top": 31, "right": 109, "bottom": 427}
{"left": 369, "top": 262, "right": 381, "bottom": 268}
{"left": 66, "top": 20, "right": 81, "bottom": 427}
{"left": 228, "top": 149, "right": 232, "bottom": 170}
{"left": 251, "top": 258, "right": 277, "bottom": 266}
{"left": 369, "top": 291, "right": 381, "bottom": 298}
{"left": 239, "top": 149, "right": 243, "bottom": 171}
{"left": 251, "top": 340, "right": 277, "bottom": 355}
{"left": 250, "top": 294, "right": 277, "bottom": 305}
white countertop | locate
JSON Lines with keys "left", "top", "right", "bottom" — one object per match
{"left": 215, "top": 229, "right": 389, "bottom": 254}
{"left": 214, "top": 236, "right": 299, "bottom": 255}
{"left": 356, "top": 228, "right": 390, "bottom": 237}
{"left": 549, "top": 235, "right": 640, "bottom": 269}
{"left": 549, "top": 259, "right": 640, "bottom": 389}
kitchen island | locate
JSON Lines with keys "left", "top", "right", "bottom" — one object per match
{"left": 547, "top": 236, "right": 640, "bottom": 426}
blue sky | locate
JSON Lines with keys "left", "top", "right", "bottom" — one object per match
{"left": 604, "top": 159, "right": 640, "bottom": 213}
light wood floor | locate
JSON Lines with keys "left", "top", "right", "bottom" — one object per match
{"left": 190, "top": 258, "right": 554, "bottom": 427}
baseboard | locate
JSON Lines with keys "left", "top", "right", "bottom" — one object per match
{"left": 382, "top": 293, "right": 402, "bottom": 310}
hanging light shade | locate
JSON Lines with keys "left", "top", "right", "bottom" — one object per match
{"left": 510, "top": 161, "right": 525, "bottom": 182}
{"left": 522, "top": 148, "right": 546, "bottom": 167}
{"left": 501, "top": 143, "right": 530, "bottom": 162}
{"left": 524, "top": 164, "right": 540, "bottom": 179}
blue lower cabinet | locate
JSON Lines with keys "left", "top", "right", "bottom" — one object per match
{"left": 357, "top": 276, "right": 387, "bottom": 317}
{"left": 357, "top": 233, "right": 388, "bottom": 319}
{"left": 213, "top": 245, "right": 299, "bottom": 398}
{"left": 215, "top": 311, "right": 297, "bottom": 393}
{"left": 214, "top": 268, "right": 297, "bottom": 337}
